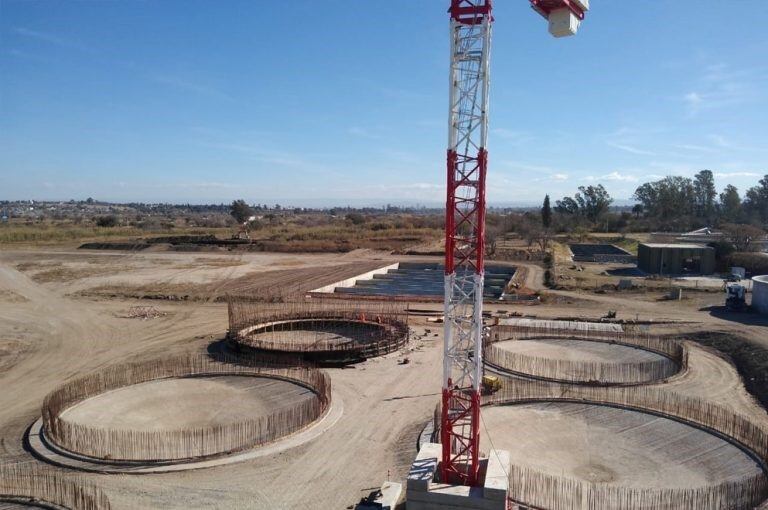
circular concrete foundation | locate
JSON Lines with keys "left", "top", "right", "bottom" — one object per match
{"left": 33, "top": 355, "right": 336, "bottom": 472}
{"left": 59, "top": 375, "right": 314, "bottom": 432}
{"left": 489, "top": 337, "right": 678, "bottom": 384}
{"left": 481, "top": 402, "right": 765, "bottom": 505}
{"left": 233, "top": 317, "right": 408, "bottom": 363}
{"left": 243, "top": 319, "right": 388, "bottom": 349}
{"left": 51, "top": 374, "right": 319, "bottom": 462}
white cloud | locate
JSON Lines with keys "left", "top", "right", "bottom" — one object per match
{"left": 684, "top": 92, "right": 704, "bottom": 112}
{"left": 708, "top": 134, "right": 732, "bottom": 148}
{"left": 551, "top": 173, "right": 569, "bottom": 181}
{"left": 714, "top": 172, "right": 760, "bottom": 178}
{"left": 607, "top": 142, "right": 656, "bottom": 156}
{"left": 603, "top": 171, "right": 639, "bottom": 182}
{"left": 583, "top": 172, "right": 638, "bottom": 183}
{"left": 707, "top": 134, "right": 767, "bottom": 152}
{"left": 673, "top": 143, "right": 716, "bottom": 153}
{"left": 683, "top": 63, "right": 757, "bottom": 115}
{"left": 13, "top": 27, "right": 93, "bottom": 52}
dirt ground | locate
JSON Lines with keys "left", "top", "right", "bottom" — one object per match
{"left": 0, "top": 247, "right": 767, "bottom": 509}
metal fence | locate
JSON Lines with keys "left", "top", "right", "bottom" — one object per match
{"left": 42, "top": 353, "right": 331, "bottom": 462}
{"left": 485, "top": 325, "right": 684, "bottom": 385}
{"left": 508, "top": 464, "right": 767, "bottom": 510}
{"left": 228, "top": 298, "right": 409, "bottom": 359}
{"left": 486, "top": 378, "right": 768, "bottom": 463}
{"left": 0, "top": 464, "right": 111, "bottom": 510}
{"left": 484, "top": 378, "right": 768, "bottom": 509}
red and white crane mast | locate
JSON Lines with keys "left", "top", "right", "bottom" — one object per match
{"left": 441, "top": 0, "right": 493, "bottom": 486}
{"left": 441, "top": 0, "right": 588, "bottom": 488}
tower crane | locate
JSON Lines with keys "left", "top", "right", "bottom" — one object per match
{"left": 441, "top": 0, "right": 588, "bottom": 486}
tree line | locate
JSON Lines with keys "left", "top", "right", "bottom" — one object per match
{"left": 550, "top": 171, "right": 768, "bottom": 232}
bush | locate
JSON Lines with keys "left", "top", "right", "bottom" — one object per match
{"left": 728, "top": 252, "right": 768, "bottom": 276}
{"left": 95, "top": 215, "right": 119, "bottom": 228}
{"left": 345, "top": 213, "right": 366, "bottom": 225}
{"left": 370, "top": 222, "right": 391, "bottom": 231}
{"left": 709, "top": 240, "right": 736, "bottom": 272}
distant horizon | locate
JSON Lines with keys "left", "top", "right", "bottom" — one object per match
{"left": 0, "top": 195, "right": 641, "bottom": 209}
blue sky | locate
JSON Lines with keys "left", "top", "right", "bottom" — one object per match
{"left": 1, "top": 1, "right": 767, "bottom": 206}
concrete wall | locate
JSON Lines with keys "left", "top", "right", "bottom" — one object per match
{"left": 309, "top": 263, "right": 400, "bottom": 293}
{"left": 637, "top": 244, "right": 716, "bottom": 275}
{"left": 752, "top": 275, "right": 768, "bottom": 315}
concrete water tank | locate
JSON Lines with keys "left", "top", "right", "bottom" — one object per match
{"left": 752, "top": 275, "right": 768, "bottom": 314}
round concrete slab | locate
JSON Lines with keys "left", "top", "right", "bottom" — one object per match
{"left": 481, "top": 402, "right": 764, "bottom": 490}
{"left": 28, "top": 388, "right": 343, "bottom": 474}
{"left": 244, "top": 320, "right": 386, "bottom": 348}
{"left": 60, "top": 375, "right": 314, "bottom": 430}
{"left": 493, "top": 338, "right": 677, "bottom": 383}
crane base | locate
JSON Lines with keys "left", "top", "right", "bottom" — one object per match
{"left": 406, "top": 443, "right": 509, "bottom": 510}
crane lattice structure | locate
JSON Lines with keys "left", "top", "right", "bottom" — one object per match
{"left": 441, "top": 0, "right": 588, "bottom": 487}
{"left": 441, "top": 0, "right": 493, "bottom": 486}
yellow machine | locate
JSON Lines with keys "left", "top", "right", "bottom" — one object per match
{"left": 481, "top": 375, "right": 501, "bottom": 395}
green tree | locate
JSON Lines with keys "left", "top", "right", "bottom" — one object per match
{"left": 230, "top": 199, "right": 254, "bottom": 224}
{"left": 554, "top": 196, "right": 580, "bottom": 215}
{"left": 744, "top": 175, "right": 768, "bottom": 223}
{"left": 577, "top": 184, "right": 612, "bottom": 222}
{"left": 541, "top": 195, "right": 552, "bottom": 229}
{"left": 693, "top": 170, "right": 717, "bottom": 221}
{"left": 718, "top": 185, "right": 741, "bottom": 222}
{"left": 633, "top": 176, "right": 695, "bottom": 218}
{"left": 554, "top": 186, "right": 612, "bottom": 224}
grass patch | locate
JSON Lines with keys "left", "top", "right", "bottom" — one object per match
{"left": 0, "top": 223, "right": 232, "bottom": 245}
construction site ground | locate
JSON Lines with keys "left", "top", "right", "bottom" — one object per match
{"left": 1, "top": 247, "right": 767, "bottom": 508}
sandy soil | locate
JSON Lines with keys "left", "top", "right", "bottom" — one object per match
{"left": 0, "top": 248, "right": 392, "bottom": 295}
{"left": 61, "top": 376, "right": 314, "bottom": 430}
{"left": 0, "top": 248, "right": 766, "bottom": 509}
{"left": 480, "top": 402, "right": 762, "bottom": 488}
